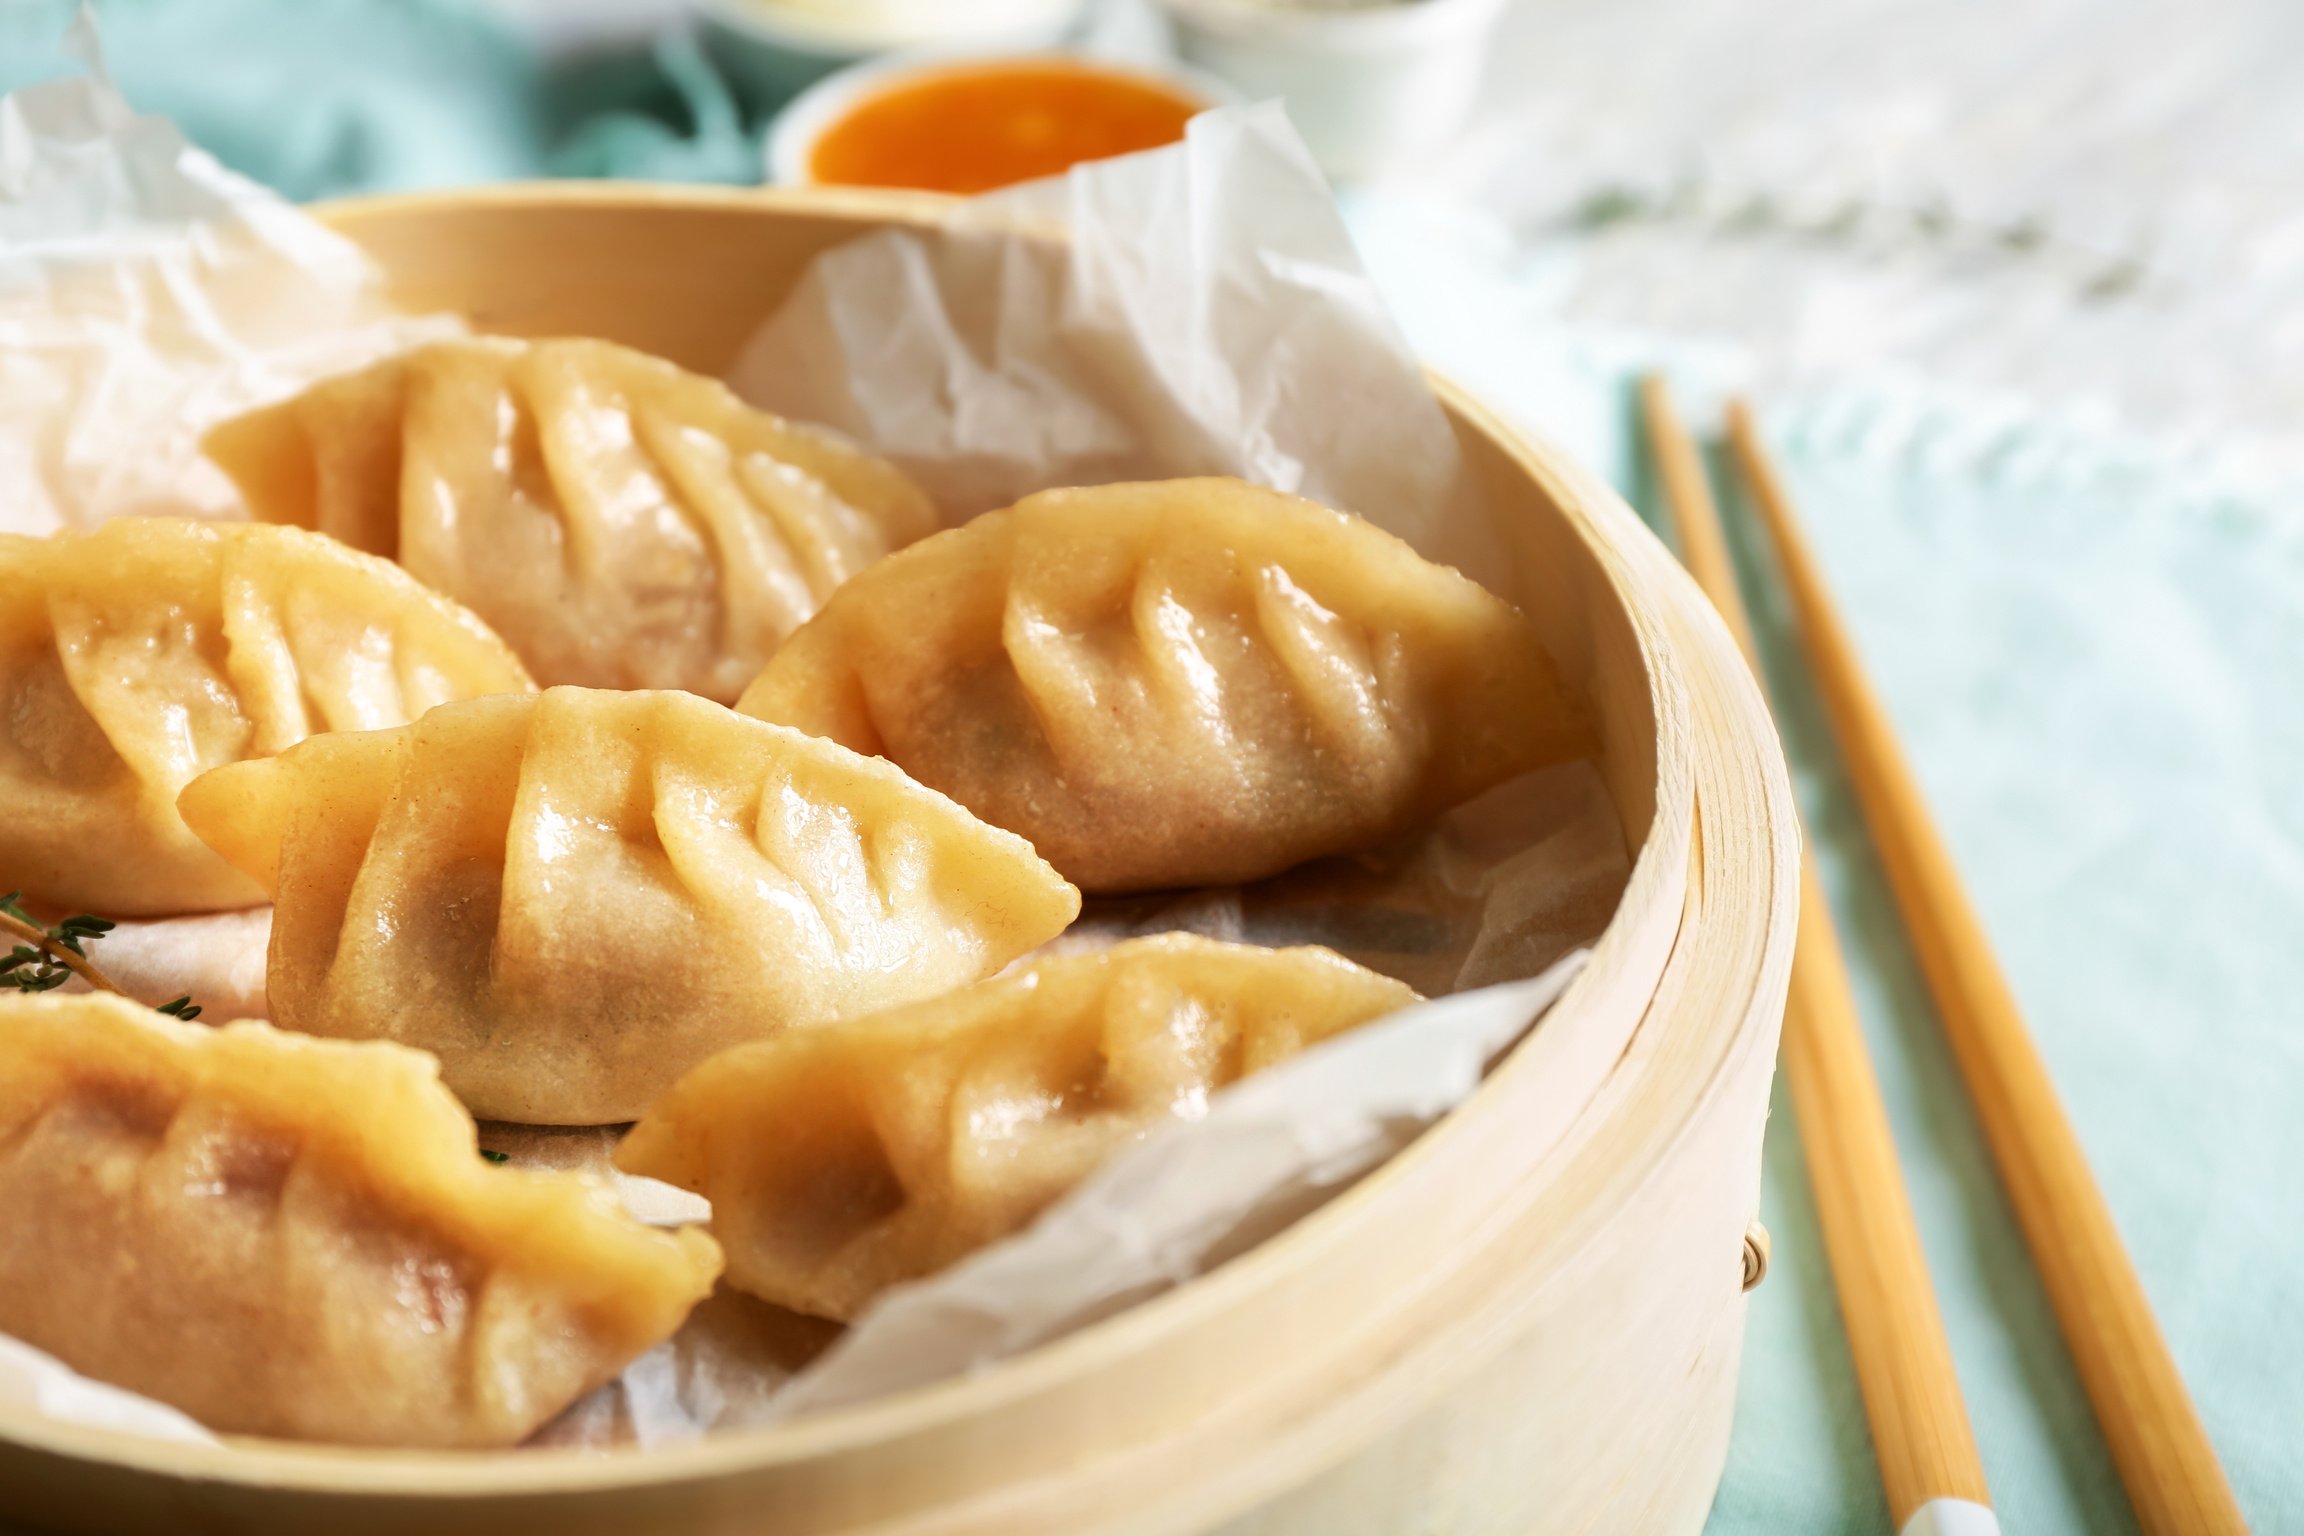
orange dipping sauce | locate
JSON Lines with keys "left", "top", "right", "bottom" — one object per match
{"left": 808, "top": 61, "right": 1203, "bottom": 195}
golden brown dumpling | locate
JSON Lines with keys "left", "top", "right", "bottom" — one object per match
{"left": 618, "top": 934, "right": 1419, "bottom": 1321}
{"left": 178, "top": 687, "right": 1082, "bottom": 1125}
{"left": 0, "top": 518, "right": 531, "bottom": 917}
{"left": 0, "top": 991, "right": 719, "bottom": 1448}
{"left": 205, "top": 336, "right": 939, "bottom": 703}
{"left": 738, "top": 478, "right": 1593, "bottom": 892}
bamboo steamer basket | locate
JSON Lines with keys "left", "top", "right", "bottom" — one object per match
{"left": 0, "top": 187, "right": 1798, "bottom": 1536}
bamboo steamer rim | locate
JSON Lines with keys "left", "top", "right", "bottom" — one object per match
{"left": 0, "top": 185, "right": 1792, "bottom": 1523}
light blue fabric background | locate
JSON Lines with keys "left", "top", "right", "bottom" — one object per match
{"left": 3, "top": 4, "right": 2297, "bottom": 1529}
{"left": 0, "top": 0, "right": 761, "bottom": 195}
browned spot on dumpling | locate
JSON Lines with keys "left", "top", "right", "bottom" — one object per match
{"left": 62, "top": 1074, "right": 182, "bottom": 1146}
{"left": 784, "top": 1112, "right": 910, "bottom": 1267}
{"left": 191, "top": 1118, "right": 302, "bottom": 1205}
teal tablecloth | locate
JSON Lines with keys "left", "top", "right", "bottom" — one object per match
{"left": 5, "top": 6, "right": 2299, "bottom": 1530}
{"left": 0, "top": 0, "right": 761, "bottom": 196}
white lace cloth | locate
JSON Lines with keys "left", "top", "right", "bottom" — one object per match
{"left": 1417, "top": 0, "right": 2304, "bottom": 485}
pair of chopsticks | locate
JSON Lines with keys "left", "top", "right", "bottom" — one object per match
{"left": 1639, "top": 380, "right": 2250, "bottom": 1536}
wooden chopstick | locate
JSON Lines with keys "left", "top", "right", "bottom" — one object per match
{"left": 1722, "top": 397, "right": 2249, "bottom": 1536}
{"left": 1640, "top": 378, "right": 1996, "bottom": 1534}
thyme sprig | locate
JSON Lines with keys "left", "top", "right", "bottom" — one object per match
{"left": 0, "top": 892, "right": 199, "bottom": 1020}
{"left": 0, "top": 892, "right": 122, "bottom": 994}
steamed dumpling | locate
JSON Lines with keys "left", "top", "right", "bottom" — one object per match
{"left": 738, "top": 478, "right": 1594, "bottom": 892}
{"left": 618, "top": 934, "right": 1419, "bottom": 1320}
{"left": 204, "top": 336, "right": 939, "bottom": 702}
{"left": 0, "top": 992, "right": 720, "bottom": 1448}
{"left": 178, "top": 687, "right": 1082, "bottom": 1125}
{"left": 0, "top": 518, "right": 532, "bottom": 917}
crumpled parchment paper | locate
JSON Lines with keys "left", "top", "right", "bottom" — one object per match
{"left": 729, "top": 102, "right": 1502, "bottom": 577}
{"left": 0, "top": 12, "right": 457, "bottom": 535}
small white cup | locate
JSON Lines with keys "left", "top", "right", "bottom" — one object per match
{"left": 1163, "top": 0, "right": 1509, "bottom": 180}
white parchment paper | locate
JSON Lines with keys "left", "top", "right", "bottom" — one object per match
{"left": 0, "top": 1335, "right": 211, "bottom": 1447}
{"left": 0, "top": 59, "right": 1631, "bottom": 1450}
{"left": 0, "top": 12, "right": 457, "bottom": 535}
{"left": 71, "top": 908, "right": 272, "bottom": 1021}
{"left": 730, "top": 102, "right": 1501, "bottom": 580}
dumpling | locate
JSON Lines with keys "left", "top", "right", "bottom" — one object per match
{"left": 0, "top": 518, "right": 531, "bottom": 917}
{"left": 177, "top": 687, "right": 1082, "bottom": 1125}
{"left": 737, "top": 478, "right": 1594, "bottom": 892}
{"left": 0, "top": 991, "right": 720, "bottom": 1448}
{"left": 204, "top": 336, "right": 939, "bottom": 703}
{"left": 617, "top": 934, "right": 1419, "bottom": 1320}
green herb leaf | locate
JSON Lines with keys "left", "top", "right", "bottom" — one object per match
{"left": 479, "top": 1149, "right": 511, "bottom": 1164}
{"left": 0, "top": 906, "right": 202, "bottom": 1023}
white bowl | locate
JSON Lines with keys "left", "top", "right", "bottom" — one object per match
{"left": 766, "top": 47, "right": 1238, "bottom": 189}
{"left": 696, "top": 0, "right": 1093, "bottom": 107}
{"left": 1163, "top": 0, "right": 1509, "bottom": 180}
